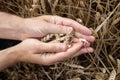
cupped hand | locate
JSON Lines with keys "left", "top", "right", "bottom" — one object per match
{"left": 15, "top": 39, "right": 93, "bottom": 66}
{"left": 22, "top": 15, "right": 94, "bottom": 42}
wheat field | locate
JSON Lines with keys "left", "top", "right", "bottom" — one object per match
{"left": 0, "top": 0, "right": 120, "bottom": 80}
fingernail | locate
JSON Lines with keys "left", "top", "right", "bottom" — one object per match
{"left": 92, "top": 36, "right": 96, "bottom": 40}
{"left": 89, "top": 48, "right": 94, "bottom": 52}
{"left": 90, "top": 36, "right": 96, "bottom": 42}
{"left": 67, "top": 27, "right": 73, "bottom": 33}
{"left": 61, "top": 44, "right": 67, "bottom": 51}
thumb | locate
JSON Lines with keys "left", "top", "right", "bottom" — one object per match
{"left": 43, "top": 23, "right": 73, "bottom": 34}
{"left": 35, "top": 42, "right": 67, "bottom": 53}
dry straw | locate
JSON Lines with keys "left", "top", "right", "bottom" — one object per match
{"left": 0, "top": 0, "right": 120, "bottom": 80}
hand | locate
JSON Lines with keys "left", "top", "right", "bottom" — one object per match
{"left": 0, "top": 38, "right": 94, "bottom": 71}
{"left": 22, "top": 15, "right": 95, "bottom": 42}
{"left": 13, "top": 39, "right": 93, "bottom": 65}
{"left": 0, "top": 12, "right": 94, "bottom": 41}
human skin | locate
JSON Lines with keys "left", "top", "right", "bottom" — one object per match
{"left": 0, "top": 12, "right": 95, "bottom": 71}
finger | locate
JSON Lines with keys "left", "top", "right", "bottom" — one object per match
{"left": 75, "top": 32, "right": 95, "bottom": 42}
{"left": 46, "top": 42, "right": 83, "bottom": 64}
{"left": 27, "top": 42, "right": 84, "bottom": 66}
{"left": 59, "top": 17, "right": 92, "bottom": 35}
{"left": 44, "top": 23, "right": 73, "bottom": 34}
{"left": 73, "top": 38, "right": 90, "bottom": 47}
{"left": 41, "top": 15, "right": 92, "bottom": 35}
{"left": 34, "top": 42, "right": 67, "bottom": 53}
{"left": 73, "top": 47, "right": 94, "bottom": 57}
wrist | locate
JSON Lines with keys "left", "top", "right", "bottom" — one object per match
{"left": 10, "top": 16, "right": 26, "bottom": 40}
{"left": 16, "top": 18, "right": 34, "bottom": 40}
{"left": 0, "top": 12, "right": 26, "bottom": 40}
{"left": 0, "top": 47, "right": 19, "bottom": 71}
{"left": 1, "top": 47, "right": 19, "bottom": 63}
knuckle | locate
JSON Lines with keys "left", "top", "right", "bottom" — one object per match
{"left": 50, "top": 15, "right": 60, "bottom": 23}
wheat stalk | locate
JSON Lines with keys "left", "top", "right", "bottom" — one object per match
{"left": 95, "top": 2, "right": 120, "bottom": 33}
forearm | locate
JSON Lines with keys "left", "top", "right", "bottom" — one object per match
{"left": 0, "top": 47, "right": 19, "bottom": 71}
{"left": 0, "top": 12, "right": 25, "bottom": 40}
